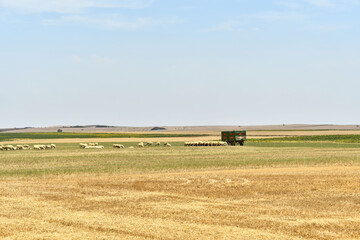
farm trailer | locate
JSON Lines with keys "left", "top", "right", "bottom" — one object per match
{"left": 221, "top": 131, "right": 246, "bottom": 146}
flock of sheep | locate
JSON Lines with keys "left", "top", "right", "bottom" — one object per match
{"left": 136, "top": 142, "right": 171, "bottom": 147}
{"left": 0, "top": 144, "right": 56, "bottom": 151}
{"left": 79, "top": 142, "right": 172, "bottom": 149}
{"left": 184, "top": 141, "right": 228, "bottom": 147}
{"left": 79, "top": 141, "right": 228, "bottom": 149}
{"left": 79, "top": 143, "right": 104, "bottom": 149}
{"left": 1, "top": 141, "right": 229, "bottom": 151}
{"left": 0, "top": 142, "right": 173, "bottom": 151}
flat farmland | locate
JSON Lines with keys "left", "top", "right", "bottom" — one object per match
{"left": 1, "top": 142, "right": 360, "bottom": 176}
{"left": 1, "top": 134, "right": 360, "bottom": 239}
{"left": 1, "top": 166, "right": 360, "bottom": 239}
{"left": 3, "top": 130, "right": 360, "bottom": 143}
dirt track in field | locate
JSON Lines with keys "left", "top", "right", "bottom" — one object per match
{"left": 1, "top": 166, "right": 360, "bottom": 239}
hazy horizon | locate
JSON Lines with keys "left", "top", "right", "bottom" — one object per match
{"left": 1, "top": 0, "right": 359, "bottom": 128}
{"left": 2, "top": 123, "right": 360, "bottom": 129}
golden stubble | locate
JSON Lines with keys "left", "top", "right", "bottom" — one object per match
{"left": 1, "top": 166, "right": 360, "bottom": 239}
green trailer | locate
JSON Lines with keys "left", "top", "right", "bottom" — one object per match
{"left": 221, "top": 131, "right": 246, "bottom": 146}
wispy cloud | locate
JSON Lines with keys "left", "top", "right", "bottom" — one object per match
{"left": 0, "top": 0, "right": 154, "bottom": 13}
{"left": 71, "top": 54, "right": 115, "bottom": 64}
{"left": 91, "top": 55, "right": 114, "bottom": 64}
{"left": 206, "top": 11, "right": 303, "bottom": 32}
{"left": 274, "top": 1, "right": 301, "bottom": 9}
{"left": 279, "top": 0, "right": 360, "bottom": 9}
{"left": 242, "top": 11, "right": 303, "bottom": 21}
{"left": 47, "top": 15, "right": 152, "bottom": 29}
{"left": 45, "top": 14, "right": 179, "bottom": 30}
{"left": 206, "top": 21, "right": 239, "bottom": 32}
{"left": 303, "top": 0, "right": 360, "bottom": 11}
{"left": 71, "top": 55, "right": 82, "bottom": 62}
{"left": 0, "top": 0, "right": 168, "bottom": 30}
{"left": 306, "top": 23, "right": 351, "bottom": 32}
{"left": 304, "top": 0, "right": 335, "bottom": 8}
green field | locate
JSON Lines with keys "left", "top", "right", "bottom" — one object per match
{"left": 249, "top": 134, "right": 360, "bottom": 143}
{"left": 1, "top": 140, "right": 360, "bottom": 177}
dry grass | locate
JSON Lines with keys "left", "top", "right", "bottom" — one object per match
{"left": 1, "top": 143, "right": 360, "bottom": 177}
{"left": 1, "top": 166, "right": 360, "bottom": 239}
{"left": 1, "top": 136, "right": 216, "bottom": 144}
{"left": 2, "top": 136, "right": 360, "bottom": 239}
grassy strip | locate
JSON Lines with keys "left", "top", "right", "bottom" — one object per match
{"left": 248, "top": 135, "right": 360, "bottom": 143}
{"left": 1, "top": 142, "right": 360, "bottom": 177}
{"left": 247, "top": 141, "right": 360, "bottom": 149}
{"left": 0, "top": 132, "right": 208, "bottom": 141}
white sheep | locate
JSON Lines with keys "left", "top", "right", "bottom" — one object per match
{"left": 155, "top": 142, "right": 161, "bottom": 146}
{"left": 145, "top": 142, "right": 153, "bottom": 146}
{"left": 4, "top": 145, "right": 15, "bottom": 151}
{"left": 16, "top": 145, "right": 24, "bottom": 150}
{"left": 85, "top": 146, "right": 104, "bottom": 149}
{"left": 113, "top": 144, "right": 125, "bottom": 149}
{"left": 138, "top": 142, "right": 144, "bottom": 148}
{"left": 184, "top": 141, "right": 228, "bottom": 147}
{"left": 33, "top": 145, "right": 42, "bottom": 150}
{"left": 164, "top": 143, "right": 172, "bottom": 147}
{"left": 37, "top": 145, "right": 46, "bottom": 150}
{"left": 221, "top": 141, "right": 228, "bottom": 146}
{"left": 50, "top": 144, "right": 56, "bottom": 149}
{"left": 80, "top": 143, "right": 88, "bottom": 148}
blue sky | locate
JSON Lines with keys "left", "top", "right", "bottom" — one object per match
{"left": 1, "top": 0, "right": 360, "bottom": 128}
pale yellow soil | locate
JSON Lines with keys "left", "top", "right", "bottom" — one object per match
{"left": 1, "top": 166, "right": 360, "bottom": 239}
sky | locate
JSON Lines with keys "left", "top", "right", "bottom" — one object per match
{"left": 1, "top": 0, "right": 360, "bottom": 128}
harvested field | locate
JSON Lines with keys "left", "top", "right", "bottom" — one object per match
{"left": 2, "top": 134, "right": 360, "bottom": 239}
{"left": 1, "top": 166, "right": 360, "bottom": 239}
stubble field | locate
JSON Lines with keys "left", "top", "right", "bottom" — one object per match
{"left": 1, "top": 131, "right": 360, "bottom": 239}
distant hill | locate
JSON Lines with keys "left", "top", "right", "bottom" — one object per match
{"left": 151, "top": 127, "right": 167, "bottom": 131}
{"left": 1, "top": 124, "right": 360, "bottom": 133}
{"left": 0, "top": 127, "right": 33, "bottom": 133}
